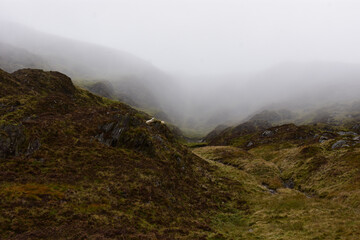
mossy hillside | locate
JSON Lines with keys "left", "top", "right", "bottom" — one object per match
{"left": 193, "top": 146, "right": 283, "bottom": 191}
{"left": 194, "top": 144, "right": 360, "bottom": 240}
{"left": 270, "top": 143, "right": 360, "bottom": 205}
{"left": 196, "top": 115, "right": 360, "bottom": 239}
{"left": 0, "top": 68, "right": 244, "bottom": 239}
{"left": 238, "top": 132, "right": 360, "bottom": 204}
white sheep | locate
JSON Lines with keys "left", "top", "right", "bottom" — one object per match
{"left": 146, "top": 118, "right": 165, "bottom": 125}
{"left": 146, "top": 117, "right": 155, "bottom": 124}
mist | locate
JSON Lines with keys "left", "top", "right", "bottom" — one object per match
{"left": 1, "top": 0, "right": 360, "bottom": 135}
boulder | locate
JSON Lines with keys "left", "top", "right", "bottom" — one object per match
{"left": 331, "top": 140, "right": 349, "bottom": 149}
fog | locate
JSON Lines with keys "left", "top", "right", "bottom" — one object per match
{"left": 1, "top": 0, "right": 360, "bottom": 135}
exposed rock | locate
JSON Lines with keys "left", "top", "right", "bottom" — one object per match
{"left": 95, "top": 114, "right": 131, "bottom": 147}
{"left": 95, "top": 114, "right": 154, "bottom": 153}
{"left": 338, "top": 131, "right": 358, "bottom": 136}
{"left": 247, "top": 141, "right": 254, "bottom": 147}
{"left": 332, "top": 140, "right": 349, "bottom": 149}
{"left": 262, "top": 183, "right": 277, "bottom": 194}
{"left": 319, "top": 136, "right": 328, "bottom": 143}
{"left": 0, "top": 124, "right": 26, "bottom": 158}
{"left": 26, "top": 138, "right": 41, "bottom": 155}
{"left": 262, "top": 130, "right": 273, "bottom": 137}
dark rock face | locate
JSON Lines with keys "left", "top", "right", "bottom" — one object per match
{"left": 95, "top": 114, "right": 154, "bottom": 153}
{"left": 0, "top": 124, "right": 26, "bottom": 158}
{"left": 95, "top": 114, "right": 132, "bottom": 147}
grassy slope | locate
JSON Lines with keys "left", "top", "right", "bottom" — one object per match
{"left": 194, "top": 135, "right": 360, "bottom": 239}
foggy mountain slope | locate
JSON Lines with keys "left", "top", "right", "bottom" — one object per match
{"left": 165, "top": 61, "right": 360, "bottom": 135}
{"left": 1, "top": 21, "right": 360, "bottom": 136}
{"left": 0, "top": 42, "right": 50, "bottom": 72}
{"left": 244, "top": 61, "right": 360, "bottom": 109}
{"left": 0, "top": 21, "right": 161, "bottom": 79}
{"left": 0, "top": 20, "right": 177, "bottom": 111}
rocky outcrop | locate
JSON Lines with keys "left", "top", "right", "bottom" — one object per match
{"left": 95, "top": 114, "right": 154, "bottom": 153}
{"left": 338, "top": 131, "right": 358, "bottom": 136}
{"left": 0, "top": 124, "right": 25, "bottom": 158}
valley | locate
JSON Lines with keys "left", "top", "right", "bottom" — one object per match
{"left": 1, "top": 67, "right": 359, "bottom": 239}
{"left": 1, "top": 5, "right": 360, "bottom": 238}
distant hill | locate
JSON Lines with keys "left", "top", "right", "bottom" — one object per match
{"left": 0, "top": 42, "right": 49, "bottom": 72}
{"left": 0, "top": 21, "right": 175, "bottom": 112}
{"left": 204, "top": 102, "right": 360, "bottom": 146}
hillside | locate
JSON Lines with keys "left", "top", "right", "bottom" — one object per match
{"left": 194, "top": 112, "right": 360, "bottom": 239}
{"left": 0, "top": 68, "right": 245, "bottom": 239}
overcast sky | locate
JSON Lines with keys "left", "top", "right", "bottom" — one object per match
{"left": 1, "top": 0, "right": 360, "bottom": 75}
